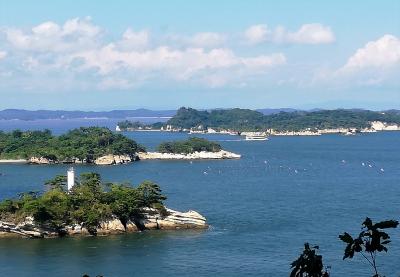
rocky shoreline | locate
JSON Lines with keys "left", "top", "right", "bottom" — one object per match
{"left": 138, "top": 150, "right": 241, "bottom": 160}
{"left": 0, "top": 208, "right": 207, "bottom": 238}
{"left": 0, "top": 150, "right": 241, "bottom": 165}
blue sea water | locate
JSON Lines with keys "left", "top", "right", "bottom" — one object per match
{"left": 0, "top": 121, "right": 399, "bottom": 276}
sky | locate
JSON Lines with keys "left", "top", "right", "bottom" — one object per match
{"left": 0, "top": 0, "right": 399, "bottom": 110}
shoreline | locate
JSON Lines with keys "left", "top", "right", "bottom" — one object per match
{"left": 0, "top": 159, "right": 28, "bottom": 163}
{"left": 138, "top": 150, "right": 241, "bottom": 160}
{"left": 0, "top": 208, "right": 208, "bottom": 239}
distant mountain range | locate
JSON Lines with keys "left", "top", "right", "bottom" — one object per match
{"left": 0, "top": 108, "right": 398, "bottom": 121}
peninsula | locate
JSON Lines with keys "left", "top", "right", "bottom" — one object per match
{"left": 0, "top": 172, "right": 207, "bottom": 238}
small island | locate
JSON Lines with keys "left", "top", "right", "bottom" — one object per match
{"left": 0, "top": 172, "right": 207, "bottom": 238}
{"left": 138, "top": 137, "right": 241, "bottom": 160}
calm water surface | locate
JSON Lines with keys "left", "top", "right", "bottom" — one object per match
{"left": 0, "top": 120, "right": 399, "bottom": 276}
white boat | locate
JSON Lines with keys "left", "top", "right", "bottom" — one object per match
{"left": 245, "top": 133, "right": 268, "bottom": 141}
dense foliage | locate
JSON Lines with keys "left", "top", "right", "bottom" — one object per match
{"left": 156, "top": 137, "right": 222, "bottom": 154}
{"left": 158, "top": 107, "right": 400, "bottom": 132}
{"left": 0, "top": 173, "right": 167, "bottom": 235}
{"left": 0, "top": 127, "right": 144, "bottom": 161}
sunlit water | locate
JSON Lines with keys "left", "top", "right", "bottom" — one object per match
{"left": 0, "top": 120, "right": 399, "bottom": 276}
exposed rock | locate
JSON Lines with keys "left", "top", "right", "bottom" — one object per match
{"left": 0, "top": 207, "right": 207, "bottom": 238}
{"left": 29, "top": 156, "right": 57, "bottom": 164}
{"left": 94, "top": 154, "right": 133, "bottom": 165}
{"left": 370, "top": 121, "right": 400, "bottom": 131}
{"left": 126, "top": 220, "right": 139, "bottom": 232}
{"left": 66, "top": 224, "right": 90, "bottom": 236}
{"left": 139, "top": 208, "right": 208, "bottom": 230}
{"left": 138, "top": 150, "right": 241, "bottom": 160}
{"left": 97, "top": 218, "right": 125, "bottom": 235}
{"left": 0, "top": 217, "right": 45, "bottom": 238}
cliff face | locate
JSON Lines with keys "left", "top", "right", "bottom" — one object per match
{"left": 0, "top": 208, "right": 208, "bottom": 238}
{"left": 138, "top": 150, "right": 241, "bottom": 160}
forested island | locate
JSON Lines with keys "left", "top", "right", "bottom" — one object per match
{"left": 0, "top": 172, "right": 207, "bottom": 238}
{"left": 138, "top": 137, "right": 240, "bottom": 160}
{"left": 117, "top": 107, "right": 400, "bottom": 134}
{"left": 157, "top": 137, "right": 221, "bottom": 154}
{"left": 0, "top": 127, "right": 143, "bottom": 164}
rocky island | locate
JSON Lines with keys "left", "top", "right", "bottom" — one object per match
{"left": 139, "top": 137, "right": 240, "bottom": 160}
{"left": 0, "top": 172, "right": 207, "bottom": 238}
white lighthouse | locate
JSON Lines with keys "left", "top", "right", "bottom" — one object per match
{"left": 67, "top": 167, "right": 75, "bottom": 191}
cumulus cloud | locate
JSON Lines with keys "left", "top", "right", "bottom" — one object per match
{"left": 0, "top": 17, "right": 287, "bottom": 90}
{"left": 313, "top": 34, "right": 400, "bottom": 88}
{"left": 69, "top": 45, "right": 286, "bottom": 79}
{"left": 4, "top": 17, "right": 101, "bottom": 52}
{"left": 190, "top": 32, "right": 226, "bottom": 47}
{"left": 0, "top": 51, "right": 6, "bottom": 60}
{"left": 244, "top": 24, "right": 269, "bottom": 44}
{"left": 244, "top": 23, "right": 335, "bottom": 45}
{"left": 341, "top": 34, "right": 400, "bottom": 72}
{"left": 117, "top": 28, "right": 149, "bottom": 50}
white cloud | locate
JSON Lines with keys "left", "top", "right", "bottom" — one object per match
{"left": 4, "top": 17, "right": 101, "bottom": 52}
{"left": 285, "top": 24, "right": 335, "bottom": 44}
{"left": 69, "top": 45, "right": 285, "bottom": 79}
{"left": 117, "top": 28, "right": 149, "bottom": 50}
{"left": 244, "top": 24, "right": 269, "bottom": 44}
{"left": 244, "top": 23, "right": 335, "bottom": 45}
{"left": 0, "top": 17, "right": 290, "bottom": 90}
{"left": 312, "top": 34, "right": 400, "bottom": 88}
{"left": 190, "top": 32, "right": 226, "bottom": 47}
{"left": 341, "top": 34, "right": 400, "bottom": 72}
{"left": 0, "top": 51, "right": 6, "bottom": 60}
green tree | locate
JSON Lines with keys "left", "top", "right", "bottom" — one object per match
{"left": 137, "top": 181, "right": 166, "bottom": 207}
{"left": 339, "top": 217, "right": 399, "bottom": 277}
{"left": 107, "top": 184, "right": 142, "bottom": 227}
{"left": 45, "top": 175, "right": 67, "bottom": 191}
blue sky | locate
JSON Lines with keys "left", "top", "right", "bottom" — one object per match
{"left": 0, "top": 0, "right": 399, "bottom": 110}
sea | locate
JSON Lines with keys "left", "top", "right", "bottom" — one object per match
{"left": 0, "top": 118, "right": 399, "bottom": 276}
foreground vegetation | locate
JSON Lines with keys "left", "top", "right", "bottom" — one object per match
{"left": 119, "top": 107, "right": 400, "bottom": 132}
{"left": 156, "top": 137, "right": 222, "bottom": 154}
{"left": 0, "top": 172, "right": 166, "bottom": 235}
{"left": 291, "top": 217, "right": 399, "bottom": 277}
{"left": 0, "top": 127, "right": 144, "bottom": 161}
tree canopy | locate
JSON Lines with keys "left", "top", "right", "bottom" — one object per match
{"left": 156, "top": 137, "right": 222, "bottom": 154}
{"left": 0, "top": 127, "right": 144, "bottom": 161}
{"left": 119, "top": 107, "right": 400, "bottom": 132}
{"left": 0, "top": 172, "right": 167, "bottom": 235}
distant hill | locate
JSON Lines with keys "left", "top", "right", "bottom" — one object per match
{"left": 161, "top": 107, "right": 400, "bottom": 132}
{"left": 255, "top": 108, "right": 298, "bottom": 115}
{"left": 0, "top": 109, "right": 176, "bottom": 120}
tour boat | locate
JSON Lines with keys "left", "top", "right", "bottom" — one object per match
{"left": 245, "top": 133, "right": 268, "bottom": 141}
